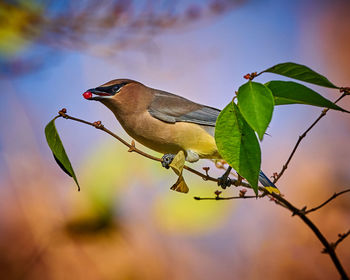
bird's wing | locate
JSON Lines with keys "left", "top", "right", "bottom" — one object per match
{"left": 148, "top": 89, "right": 220, "bottom": 126}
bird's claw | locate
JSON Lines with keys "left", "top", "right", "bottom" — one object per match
{"left": 161, "top": 154, "right": 175, "bottom": 169}
{"left": 217, "top": 175, "right": 232, "bottom": 189}
{"left": 217, "top": 166, "right": 233, "bottom": 189}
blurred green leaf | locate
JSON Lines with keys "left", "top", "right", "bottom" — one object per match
{"left": 237, "top": 81, "right": 274, "bottom": 140}
{"left": 45, "top": 117, "right": 80, "bottom": 191}
{"left": 215, "top": 102, "right": 260, "bottom": 194}
{"left": 262, "top": 62, "right": 339, "bottom": 88}
{"left": 266, "top": 81, "right": 348, "bottom": 112}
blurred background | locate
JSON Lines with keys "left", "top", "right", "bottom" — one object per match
{"left": 0, "top": 0, "right": 350, "bottom": 279}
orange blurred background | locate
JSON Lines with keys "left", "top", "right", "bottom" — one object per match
{"left": 0, "top": 0, "right": 349, "bottom": 279}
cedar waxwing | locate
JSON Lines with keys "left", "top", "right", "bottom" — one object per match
{"left": 83, "top": 79, "right": 278, "bottom": 191}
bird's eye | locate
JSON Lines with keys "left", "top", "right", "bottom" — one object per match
{"left": 113, "top": 83, "right": 127, "bottom": 94}
{"left": 113, "top": 85, "right": 121, "bottom": 93}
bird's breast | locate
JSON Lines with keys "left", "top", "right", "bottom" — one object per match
{"left": 115, "top": 111, "right": 221, "bottom": 159}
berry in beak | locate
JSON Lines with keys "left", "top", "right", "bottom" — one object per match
{"left": 83, "top": 91, "right": 93, "bottom": 99}
{"left": 82, "top": 88, "right": 114, "bottom": 101}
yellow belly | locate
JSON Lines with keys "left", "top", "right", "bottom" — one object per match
{"left": 119, "top": 111, "right": 221, "bottom": 159}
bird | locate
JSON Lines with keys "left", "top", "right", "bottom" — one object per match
{"left": 83, "top": 79, "right": 278, "bottom": 192}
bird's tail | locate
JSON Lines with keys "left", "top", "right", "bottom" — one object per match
{"left": 259, "top": 170, "right": 280, "bottom": 194}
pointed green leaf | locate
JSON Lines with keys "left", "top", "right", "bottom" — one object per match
{"left": 262, "top": 62, "right": 339, "bottom": 89}
{"left": 45, "top": 117, "right": 80, "bottom": 191}
{"left": 237, "top": 81, "right": 274, "bottom": 140}
{"left": 265, "top": 81, "right": 348, "bottom": 112}
{"left": 215, "top": 102, "right": 260, "bottom": 194}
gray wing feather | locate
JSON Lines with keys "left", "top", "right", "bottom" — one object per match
{"left": 175, "top": 106, "right": 220, "bottom": 126}
{"left": 148, "top": 109, "right": 177, "bottom": 123}
{"left": 148, "top": 90, "right": 220, "bottom": 127}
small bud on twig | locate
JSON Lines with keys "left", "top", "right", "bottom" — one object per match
{"left": 128, "top": 140, "right": 136, "bottom": 152}
{"left": 243, "top": 73, "right": 250, "bottom": 80}
{"left": 214, "top": 190, "right": 222, "bottom": 199}
{"left": 58, "top": 108, "right": 68, "bottom": 118}
{"left": 239, "top": 188, "right": 247, "bottom": 197}
{"left": 243, "top": 72, "right": 258, "bottom": 80}
{"left": 340, "top": 87, "right": 350, "bottom": 94}
{"left": 203, "top": 166, "right": 210, "bottom": 177}
{"left": 93, "top": 120, "right": 103, "bottom": 128}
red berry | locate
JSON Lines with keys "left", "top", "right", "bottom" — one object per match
{"left": 83, "top": 91, "right": 92, "bottom": 99}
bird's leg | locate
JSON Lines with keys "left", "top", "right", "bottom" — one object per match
{"left": 217, "top": 166, "right": 233, "bottom": 189}
{"left": 161, "top": 153, "right": 176, "bottom": 169}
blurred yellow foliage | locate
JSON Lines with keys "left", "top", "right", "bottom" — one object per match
{"left": 0, "top": 1, "right": 42, "bottom": 57}
{"left": 68, "top": 139, "right": 233, "bottom": 235}
{"left": 154, "top": 185, "right": 233, "bottom": 235}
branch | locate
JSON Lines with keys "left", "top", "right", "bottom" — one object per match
{"left": 273, "top": 92, "right": 347, "bottom": 184}
{"left": 57, "top": 109, "right": 251, "bottom": 188}
{"left": 194, "top": 189, "right": 266, "bottom": 200}
{"left": 332, "top": 230, "right": 350, "bottom": 250}
{"left": 194, "top": 195, "right": 262, "bottom": 200}
{"left": 266, "top": 190, "right": 349, "bottom": 280}
{"left": 322, "top": 230, "right": 350, "bottom": 254}
{"left": 305, "top": 189, "right": 350, "bottom": 214}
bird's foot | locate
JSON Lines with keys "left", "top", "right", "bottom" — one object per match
{"left": 217, "top": 166, "right": 233, "bottom": 189}
{"left": 217, "top": 175, "right": 232, "bottom": 189}
{"left": 161, "top": 154, "right": 175, "bottom": 169}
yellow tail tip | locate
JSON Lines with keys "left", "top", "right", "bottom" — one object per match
{"left": 264, "top": 186, "right": 280, "bottom": 195}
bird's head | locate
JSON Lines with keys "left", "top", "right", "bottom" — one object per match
{"left": 83, "top": 79, "right": 151, "bottom": 113}
{"left": 83, "top": 79, "right": 134, "bottom": 101}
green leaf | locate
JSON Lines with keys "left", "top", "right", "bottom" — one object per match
{"left": 262, "top": 62, "right": 339, "bottom": 89}
{"left": 237, "top": 81, "right": 274, "bottom": 140}
{"left": 45, "top": 117, "right": 80, "bottom": 191}
{"left": 265, "top": 81, "right": 348, "bottom": 112}
{"left": 215, "top": 102, "right": 260, "bottom": 194}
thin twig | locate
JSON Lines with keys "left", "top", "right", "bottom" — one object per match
{"left": 273, "top": 93, "right": 347, "bottom": 184}
{"left": 266, "top": 190, "right": 349, "bottom": 280}
{"left": 57, "top": 109, "right": 251, "bottom": 187}
{"left": 305, "top": 189, "right": 350, "bottom": 214}
{"left": 194, "top": 194, "right": 265, "bottom": 200}
{"left": 333, "top": 230, "right": 350, "bottom": 250}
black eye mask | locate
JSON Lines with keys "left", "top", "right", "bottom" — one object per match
{"left": 95, "top": 82, "right": 128, "bottom": 95}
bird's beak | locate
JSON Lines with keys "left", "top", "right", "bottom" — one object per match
{"left": 82, "top": 88, "right": 113, "bottom": 101}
